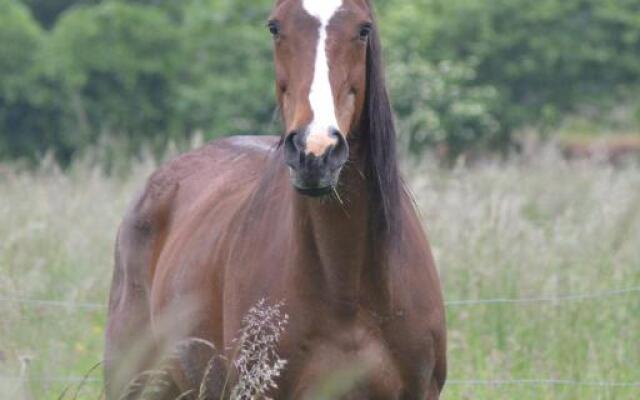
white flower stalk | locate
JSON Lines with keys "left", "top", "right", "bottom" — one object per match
{"left": 230, "top": 299, "right": 289, "bottom": 400}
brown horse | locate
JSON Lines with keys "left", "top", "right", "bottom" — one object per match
{"left": 105, "top": 0, "right": 446, "bottom": 398}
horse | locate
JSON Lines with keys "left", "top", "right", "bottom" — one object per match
{"left": 104, "top": 0, "right": 447, "bottom": 398}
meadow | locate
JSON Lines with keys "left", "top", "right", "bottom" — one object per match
{"left": 0, "top": 150, "right": 639, "bottom": 399}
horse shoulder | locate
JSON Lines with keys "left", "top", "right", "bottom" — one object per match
{"left": 383, "top": 195, "right": 447, "bottom": 395}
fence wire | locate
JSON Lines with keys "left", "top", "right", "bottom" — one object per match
{"left": 2, "top": 376, "right": 640, "bottom": 388}
{"left": 1, "top": 286, "right": 639, "bottom": 391}
{"left": 0, "top": 296, "right": 104, "bottom": 310}
{"left": 445, "top": 286, "right": 640, "bottom": 307}
{"left": 446, "top": 379, "right": 640, "bottom": 387}
{"left": 2, "top": 286, "right": 639, "bottom": 311}
{"left": 0, "top": 376, "right": 100, "bottom": 384}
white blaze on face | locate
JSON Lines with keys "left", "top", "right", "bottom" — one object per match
{"left": 302, "top": 0, "right": 343, "bottom": 156}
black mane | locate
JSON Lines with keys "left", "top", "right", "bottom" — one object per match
{"left": 359, "top": 1, "right": 402, "bottom": 244}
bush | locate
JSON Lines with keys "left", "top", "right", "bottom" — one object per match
{"left": 175, "top": 0, "right": 276, "bottom": 138}
{"left": 0, "top": 0, "right": 57, "bottom": 160}
{"left": 2, "top": 0, "right": 640, "bottom": 163}
{"left": 47, "top": 2, "right": 183, "bottom": 157}
{"left": 384, "top": 0, "right": 640, "bottom": 131}
{"left": 389, "top": 59, "right": 506, "bottom": 159}
{"left": 22, "top": 0, "right": 99, "bottom": 29}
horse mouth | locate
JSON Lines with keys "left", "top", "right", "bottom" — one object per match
{"left": 294, "top": 185, "right": 333, "bottom": 197}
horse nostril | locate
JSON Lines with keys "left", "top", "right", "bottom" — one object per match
{"left": 327, "top": 130, "right": 349, "bottom": 169}
{"left": 284, "top": 131, "right": 304, "bottom": 169}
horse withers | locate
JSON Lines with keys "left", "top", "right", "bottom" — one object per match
{"left": 105, "top": 1, "right": 447, "bottom": 398}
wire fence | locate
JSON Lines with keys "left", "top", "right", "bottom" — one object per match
{"left": 445, "top": 286, "right": 640, "bottom": 307}
{"left": 0, "top": 376, "right": 100, "bottom": 384}
{"left": 446, "top": 379, "right": 640, "bottom": 387}
{"left": 0, "top": 296, "right": 105, "bottom": 310}
{"left": 2, "top": 286, "right": 640, "bottom": 310}
{"left": 3, "top": 376, "right": 640, "bottom": 388}
{"left": 1, "top": 285, "right": 639, "bottom": 390}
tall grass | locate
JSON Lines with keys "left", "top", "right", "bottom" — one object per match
{"left": 0, "top": 150, "right": 638, "bottom": 399}
{"left": 410, "top": 154, "right": 640, "bottom": 399}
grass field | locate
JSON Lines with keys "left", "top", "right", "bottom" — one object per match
{"left": 0, "top": 151, "right": 639, "bottom": 399}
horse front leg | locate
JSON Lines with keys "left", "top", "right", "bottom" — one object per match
{"left": 168, "top": 337, "right": 234, "bottom": 400}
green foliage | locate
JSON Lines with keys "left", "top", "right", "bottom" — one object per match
{"left": 47, "top": 2, "right": 183, "bottom": 157}
{"left": 175, "top": 0, "right": 276, "bottom": 137}
{"left": 22, "top": 0, "right": 99, "bottom": 29}
{"left": 384, "top": 0, "right": 640, "bottom": 130}
{"left": 1, "top": 0, "right": 640, "bottom": 162}
{"left": 388, "top": 58, "right": 506, "bottom": 158}
{"left": 0, "top": 0, "right": 280, "bottom": 162}
{"left": 0, "top": 0, "right": 59, "bottom": 160}
{"left": 0, "top": 1, "right": 42, "bottom": 95}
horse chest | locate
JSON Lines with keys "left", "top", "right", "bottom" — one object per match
{"left": 279, "top": 315, "right": 405, "bottom": 399}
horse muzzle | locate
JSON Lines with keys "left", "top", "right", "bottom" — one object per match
{"left": 284, "top": 127, "right": 348, "bottom": 197}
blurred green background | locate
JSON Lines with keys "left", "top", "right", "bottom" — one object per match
{"left": 1, "top": 0, "right": 639, "bottom": 165}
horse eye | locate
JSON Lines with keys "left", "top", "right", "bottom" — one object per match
{"left": 268, "top": 21, "right": 280, "bottom": 38}
{"left": 359, "top": 24, "right": 372, "bottom": 40}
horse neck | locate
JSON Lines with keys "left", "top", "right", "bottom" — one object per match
{"left": 289, "top": 155, "right": 382, "bottom": 316}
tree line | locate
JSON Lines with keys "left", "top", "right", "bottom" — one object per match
{"left": 1, "top": 0, "right": 639, "bottom": 163}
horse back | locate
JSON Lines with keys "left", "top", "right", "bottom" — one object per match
{"left": 104, "top": 135, "right": 279, "bottom": 398}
